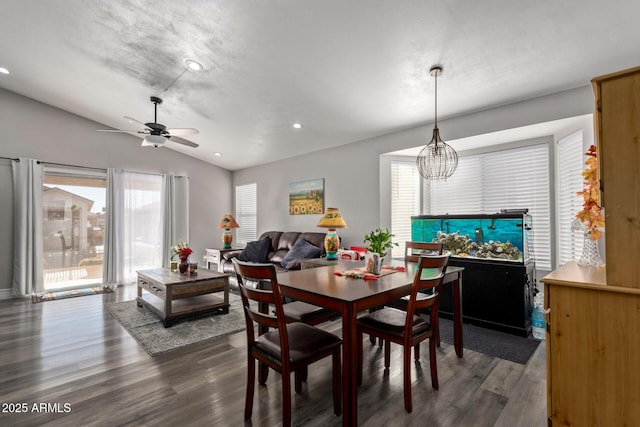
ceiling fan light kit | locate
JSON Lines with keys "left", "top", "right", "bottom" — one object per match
{"left": 141, "top": 134, "right": 167, "bottom": 148}
{"left": 184, "top": 59, "right": 204, "bottom": 72}
{"left": 416, "top": 65, "right": 458, "bottom": 181}
{"left": 97, "top": 96, "right": 199, "bottom": 148}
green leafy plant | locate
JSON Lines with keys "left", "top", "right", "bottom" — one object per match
{"left": 363, "top": 227, "right": 398, "bottom": 257}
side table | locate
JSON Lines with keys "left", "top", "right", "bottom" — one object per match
{"left": 205, "top": 247, "right": 243, "bottom": 272}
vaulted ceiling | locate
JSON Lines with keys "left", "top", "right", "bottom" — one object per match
{"left": 1, "top": 1, "right": 639, "bottom": 170}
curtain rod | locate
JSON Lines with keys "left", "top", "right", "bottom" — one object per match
{"left": 36, "top": 160, "right": 106, "bottom": 172}
{"left": 7, "top": 158, "right": 186, "bottom": 178}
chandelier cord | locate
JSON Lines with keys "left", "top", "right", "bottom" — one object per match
{"left": 434, "top": 70, "right": 438, "bottom": 130}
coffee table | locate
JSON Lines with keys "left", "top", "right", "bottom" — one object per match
{"left": 137, "top": 268, "right": 230, "bottom": 327}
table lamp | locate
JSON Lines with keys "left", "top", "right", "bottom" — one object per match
{"left": 218, "top": 214, "right": 240, "bottom": 249}
{"left": 317, "top": 207, "right": 347, "bottom": 259}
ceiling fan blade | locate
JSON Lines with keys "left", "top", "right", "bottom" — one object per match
{"left": 97, "top": 129, "right": 148, "bottom": 134}
{"left": 124, "top": 116, "right": 152, "bottom": 129}
{"left": 168, "top": 136, "right": 199, "bottom": 148}
{"left": 166, "top": 128, "right": 199, "bottom": 136}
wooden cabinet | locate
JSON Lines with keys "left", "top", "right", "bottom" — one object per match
{"left": 542, "top": 263, "right": 640, "bottom": 426}
{"left": 592, "top": 65, "right": 640, "bottom": 288}
{"left": 440, "top": 258, "right": 534, "bottom": 337}
{"left": 542, "top": 65, "right": 640, "bottom": 426}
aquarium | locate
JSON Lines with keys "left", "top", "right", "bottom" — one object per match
{"left": 411, "top": 211, "right": 533, "bottom": 263}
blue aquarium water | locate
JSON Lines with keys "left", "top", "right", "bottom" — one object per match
{"left": 411, "top": 213, "right": 532, "bottom": 262}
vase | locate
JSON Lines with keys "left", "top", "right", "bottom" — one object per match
{"left": 578, "top": 231, "right": 603, "bottom": 267}
{"left": 365, "top": 252, "right": 383, "bottom": 275}
{"left": 179, "top": 256, "right": 189, "bottom": 274}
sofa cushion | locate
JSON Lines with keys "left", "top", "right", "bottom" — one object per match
{"left": 298, "top": 232, "right": 327, "bottom": 256}
{"left": 281, "top": 237, "right": 323, "bottom": 269}
{"left": 258, "top": 231, "right": 283, "bottom": 260}
{"left": 271, "top": 232, "right": 301, "bottom": 264}
{"left": 237, "top": 237, "right": 272, "bottom": 263}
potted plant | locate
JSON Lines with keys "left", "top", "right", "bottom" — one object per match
{"left": 363, "top": 227, "right": 398, "bottom": 274}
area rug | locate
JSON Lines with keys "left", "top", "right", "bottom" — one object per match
{"left": 32, "top": 286, "right": 113, "bottom": 303}
{"left": 438, "top": 317, "right": 540, "bottom": 365}
{"left": 105, "top": 292, "right": 245, "bottom": 356}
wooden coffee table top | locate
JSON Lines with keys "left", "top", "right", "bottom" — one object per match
{"left": 137, "top": 268, "right": 228, "bottom": 286}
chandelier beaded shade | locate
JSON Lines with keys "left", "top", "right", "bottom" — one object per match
{"left": 416, "top": 65, "right": 458, "bottom": 181}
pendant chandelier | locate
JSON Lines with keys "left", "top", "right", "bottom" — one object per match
{"left": 416, "top": 65, "right": 458, "bottom": 181}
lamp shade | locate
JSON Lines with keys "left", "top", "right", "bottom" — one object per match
{"left": 317, "top": 208, "right": 347, "bottom": 229}
{"left": 218, "top": 214, "right": 240, "bottom": 229}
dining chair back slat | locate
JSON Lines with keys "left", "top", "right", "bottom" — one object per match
{"left": 404, "top": 241, "right": 444, "bottom": 263}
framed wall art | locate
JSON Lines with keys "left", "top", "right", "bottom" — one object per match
{"left": 289, "top": 178, "right": 324, "bottom": 215}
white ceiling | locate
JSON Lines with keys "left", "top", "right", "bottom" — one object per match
{"left": 1, "top": 1, "right": 639, "bottom": 170}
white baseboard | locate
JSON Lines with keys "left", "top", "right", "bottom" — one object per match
{"left": 0, "top": 288, "right": 15, "bottom": 300}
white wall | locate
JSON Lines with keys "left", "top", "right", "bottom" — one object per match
{"left": 0, "top": 88, "right": 232, "bottom": 298}
{"left": 233, "top": 86, "right": 595, "bottom": 251}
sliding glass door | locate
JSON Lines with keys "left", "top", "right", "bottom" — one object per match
{"left": 42, "top": 169, "right": 106, "bottom": 291}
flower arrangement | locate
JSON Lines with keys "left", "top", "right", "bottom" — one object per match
{"left": 172, "top": 240, "right": 193, "bottom": 260}
{"left": 576, "top": 144, "right": 604, "bottom": 240}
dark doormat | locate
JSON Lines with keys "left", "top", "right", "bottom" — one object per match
{"left": 438, "top": 317, "right": 541, "bottom": 364}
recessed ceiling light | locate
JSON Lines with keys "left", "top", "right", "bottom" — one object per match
{"left": 0, "top": 67, "right": 9, "bottom": 75}
{"left": 185, "top": 59, "right": 204, "bottom": 72}
{"left": 213, "top": 152, "right": 222, "bottom": 157}
{"left": 292, "top": 122, "right": 303, "bottom": 129}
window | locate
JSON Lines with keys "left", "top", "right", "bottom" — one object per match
{"left": 235, "top": 183, "right": 257, "bottom": 246}
{"left": 392, "top": 142, "right": 552, "bottom": 270}
{"left": 556, "top": 131, "right": 584, "bottom": 266}
{"left": 42, "top": 168, "right": 106, "bottom": 290}
{"left": 390, "top": 161, "right": 421, "bottom": 258}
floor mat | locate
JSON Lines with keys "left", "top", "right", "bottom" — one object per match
{"left": 32, "top": 286, "right": 113, "bottom": 303}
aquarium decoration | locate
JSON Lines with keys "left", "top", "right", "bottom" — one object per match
{"left": 432, "top": 231, "right": 521, "bottom": 260}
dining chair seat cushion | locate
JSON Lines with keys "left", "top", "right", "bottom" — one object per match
{"left": 256, "top": 322, "right": 342, "bottom": 363}
{"left": 282, "top": 301, "right": 335, "bottom": 323}
{"left": 357, "top": 307, "right": 431, "bottom": 338}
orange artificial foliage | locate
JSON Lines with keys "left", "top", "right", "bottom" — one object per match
{"left": 576, "top": 144, "right": 604, "bottom": 240}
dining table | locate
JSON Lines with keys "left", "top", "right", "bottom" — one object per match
{"left": 277, "top": 259, "right": 464, "bottom": 427}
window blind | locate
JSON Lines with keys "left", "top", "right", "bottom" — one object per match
{"left": 393, "top": 143, "right": 552, "bottom": 270}
{"left": 235, "top": 183, "right": 257, "bottom": 246}
{"left": 556, "top": 131, "right": 584, "bottom": 266}
{"left": 390, "top": 161, "right": 421, "bottom": 258}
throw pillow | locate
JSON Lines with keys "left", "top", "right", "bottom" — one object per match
{"left": 237, "top": 237, "right": 271, "bottom": 263}
{"left": 281, "top": 237, "right": 322, "bottom": 269}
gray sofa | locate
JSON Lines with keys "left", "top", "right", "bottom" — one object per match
{"left": 221, "top": 231, "right": 327, "bottom": 287}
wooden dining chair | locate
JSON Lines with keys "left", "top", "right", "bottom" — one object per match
{"left": 233, "top": 259, "right": 342, "bottom": 426}
{"left": 388, "top": 241, "right": 445, "bottom": 351}
{"left": 357, "top": 254, "right": 449, "bottom": 413}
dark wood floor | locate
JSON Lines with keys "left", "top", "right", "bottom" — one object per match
{"left": 0, "top": 286, "right": 547, "bottom": 426}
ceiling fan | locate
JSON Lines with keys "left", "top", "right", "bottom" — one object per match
{"left": 98, "top": 96, "right": 199, "bottom": 148}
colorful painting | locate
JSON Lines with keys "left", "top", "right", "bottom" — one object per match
{"left": 289, "top": 178, "right": 324, "bottom": 215}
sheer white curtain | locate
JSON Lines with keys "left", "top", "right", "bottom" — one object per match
{"left": 12, "top": 158, "right": 44, "bottom": 296}
{"left": 103, "top": 168, "right": 124, "bottom": 286}
{"left": 122, "top": 172, "right": 163, "bottom": 284}
{"left": 161, "top": 174, "right": 189, "bottom": 266}
{"left": 103, "top": 171, "right": 188, "bottom": 285}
